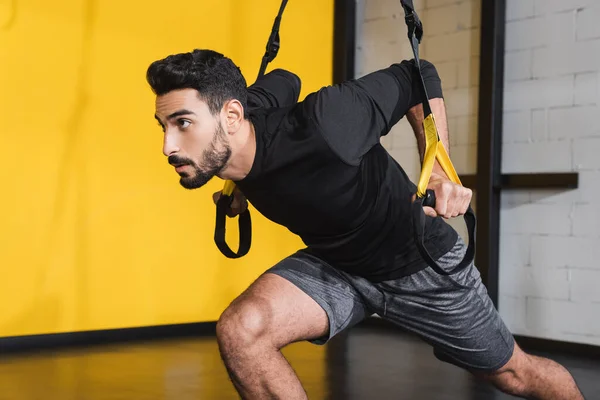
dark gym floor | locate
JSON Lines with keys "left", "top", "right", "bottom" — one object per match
{"left": 1, "top": 323, "right": 599, "bottom": 399}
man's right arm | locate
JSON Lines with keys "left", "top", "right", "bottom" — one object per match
{"left": 303, "top": 59, "right": 443, "bottom": 165}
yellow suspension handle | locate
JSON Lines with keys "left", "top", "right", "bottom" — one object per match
{"left": 222, "top": 179, "right": 236, "bottom": 197}
{"left": 416, "top": 113, "right": 461, "bottom": 199}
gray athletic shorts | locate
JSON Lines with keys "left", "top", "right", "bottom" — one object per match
{"left": 265, "top": 236, "right": 515, "bottom": 372}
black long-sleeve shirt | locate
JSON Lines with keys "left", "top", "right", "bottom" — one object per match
{"left": 247, "top": 68, "right": 302, "bottom": 109}
{"left": 237, "top": 60, "right": 458, "bottom": 281}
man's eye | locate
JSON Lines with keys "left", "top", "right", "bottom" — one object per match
{"left": 178, "top": 119, "right": 191, "bottom": 129}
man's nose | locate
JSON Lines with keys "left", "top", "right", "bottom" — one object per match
{"left": 162, "top": 132, "right": 180, "bottom": 157}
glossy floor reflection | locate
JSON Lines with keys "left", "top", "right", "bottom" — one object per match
{"left": 1, "top": 324, "right": 599, "bottom": 399}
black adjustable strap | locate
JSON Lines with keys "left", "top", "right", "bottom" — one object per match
{"left": 401, "top": 0, "right": 477, "bottom": 275}
{"left": 214, "top": 0, "right": 289, "bottom": 259}
{"left": 258, "top": 0, "right": 289, "bottom": 80}
{"left": 401, "top": 0, "right": 429, "bottom": 118}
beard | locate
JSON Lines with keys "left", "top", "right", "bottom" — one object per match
{"left": 168, "top": 123, "right": 232, "bottom": 190}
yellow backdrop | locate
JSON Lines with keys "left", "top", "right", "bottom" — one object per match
{"left": 0, "top": 0, "right": 333, "bottom": 337}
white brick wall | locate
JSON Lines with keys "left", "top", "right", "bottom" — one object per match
{"left": 500, "top": 0, "right": 600, "bottom": 346}
{"left": 576, "top": 6, "right": 600, "bottom": 41}
{"left": 532, "top": 39, "right": 600, "bottom": 79}
{"left": 506, "top": 0, "right": 535, "bottom": 21}
{"left": 502, "top": 141, "right": 573, "bottom": 173}
{"left": 574, "top": 72, "right": 599, "bottom": 105}
{"left": 504, "top": 50, "right": 533, "bottom": 82}
{"left": 503, "top": 76, "right": 574, "bottom": 112}
{"left": 357, "top": 0, "right": 600, "bottom": 346}
{"left": 533, "top": 0, "right": 598, "bottom": 16}
{"left": 525, "top": 299, "right": 600, "bottom": 344}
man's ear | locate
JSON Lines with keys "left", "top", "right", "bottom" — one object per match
{"left": 224, "top": 99, "right": 245, "bottom": 134}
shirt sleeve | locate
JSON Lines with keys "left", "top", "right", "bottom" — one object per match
{"left": 303, "top": 59, "right": 443, "bottom": 166}
{"left": 247, "top": 68, "right": 302, "bottom": 109}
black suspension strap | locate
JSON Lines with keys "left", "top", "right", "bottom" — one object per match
{"left": 214, "top": 0, "right": 289, "bottom": 259}
{"left": 400, "top": 0, "right": 477, "bottom": 275}
{"left": 258, "top": 0, "right": 289, "bottom": 80}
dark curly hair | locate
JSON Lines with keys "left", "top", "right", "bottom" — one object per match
{"left": 146, "top": 49, "right": 248, "bottom": 117}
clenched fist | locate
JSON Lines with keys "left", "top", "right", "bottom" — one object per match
{"left": 213, "top": 187, "right": 249, "bottom": 218}
{"left": 415, "top": 172, "right": 472, "bottom": 219}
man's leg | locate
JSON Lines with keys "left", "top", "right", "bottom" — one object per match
{"left": 474, "top": 342, "right": 584, "bottom": 400}
{"left": 216, "top": 252, "right": 369, "bottom": 399}
{"left": 372, "top": 237, "right": 585, "bottom": 400}
{"left": 217, "top": 272, "right": 326, "bottom": 399}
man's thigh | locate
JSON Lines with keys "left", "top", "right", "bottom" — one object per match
{"left": 265, "top": 250, "right": 372, "bottom": 345}
{"left": 375, "top": 238, "right": 515, "bottom": 372}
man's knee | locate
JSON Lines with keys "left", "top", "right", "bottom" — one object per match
{"left": 482, "top": 368, "right": 529, "bottom": 396}
{"left": 216, "top": 296, "right": 274, "bottom": 353}
{"left": 475, "top": 345, "right": 532, "bottom": 397}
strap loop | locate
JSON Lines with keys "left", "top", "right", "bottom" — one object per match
{"left": 214, "top": 194, "right": 252, "bottom": 259}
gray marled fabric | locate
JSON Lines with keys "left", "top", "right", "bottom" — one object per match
{"left": 267, "top": 237, "right": 515, "bottom": 372}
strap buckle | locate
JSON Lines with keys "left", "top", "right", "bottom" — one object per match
{"left": 265, "top": 32, "right": 280, "bottom": 63}
{"left": 403, "top": 6, "right": 423, "bottom": 43}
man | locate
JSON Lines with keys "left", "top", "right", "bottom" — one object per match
{"left": 147, "top": 49, "right": 584, "bottom": 399}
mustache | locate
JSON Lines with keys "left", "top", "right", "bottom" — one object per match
{"left": 168, "top": 155, "right": 194, "bottom": 167}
